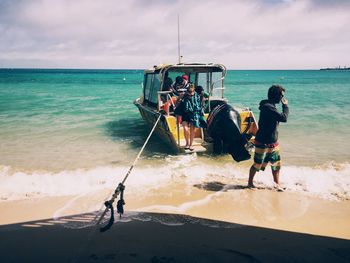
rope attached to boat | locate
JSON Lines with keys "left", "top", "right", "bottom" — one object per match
{"left": 98, "top": 113, "right": 162, "bottom": 232}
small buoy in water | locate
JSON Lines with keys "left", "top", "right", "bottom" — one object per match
{"left": 123, "top": 77, "right": 126, "bottom": 81}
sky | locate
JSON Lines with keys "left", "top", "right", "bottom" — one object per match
{"left": 0, "top": 0, "right": 349, "bottom": 69}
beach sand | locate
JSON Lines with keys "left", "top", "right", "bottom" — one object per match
{"left": 1, "top": 182, "right": 350, "bottom": 263}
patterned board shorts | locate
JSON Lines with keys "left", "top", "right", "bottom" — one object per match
{"left": 253, "top": 141, "right": 281, "bottom": 172}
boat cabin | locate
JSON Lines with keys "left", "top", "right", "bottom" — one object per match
{"left": 142, "top": 63, "right": 227, "bottom": 114}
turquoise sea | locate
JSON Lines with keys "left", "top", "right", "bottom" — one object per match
{"left": 0, "top": 68, "right": 349, "bottom": 201}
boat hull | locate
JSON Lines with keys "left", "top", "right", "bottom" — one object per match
{"left": 133, "top": 63, "right": 258, "bottom": 158}
{"left": 134, "top": 99, "right": 181, "bottom": 153}
{"left": 134, "top": 98, "right": 258, "bottom": 158}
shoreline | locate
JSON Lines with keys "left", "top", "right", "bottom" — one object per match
{"left": 1, "top": 185, "right": 350, "bottom": 239}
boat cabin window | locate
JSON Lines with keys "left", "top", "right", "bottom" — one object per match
{"left": 144, "top": 73, "right": 161, "bottom": 106}
{"left": 211, "top": 72, "right": 224, "bottom": 98}
{"left": 197, "top": 72, "right": 224, "bottom": 98}
{"left": 197, "top": 73, "right": 208, "bottom": 92}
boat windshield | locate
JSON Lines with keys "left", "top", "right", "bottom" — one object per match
{"left": 142, "top": 65, "right": 226, "bottom": 111}
{"left": 164, "top": 69, "right": 224, "bottom": 99}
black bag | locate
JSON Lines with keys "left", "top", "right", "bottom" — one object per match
{"left": 174, "top": 99, "right": 184, "bottom": 116}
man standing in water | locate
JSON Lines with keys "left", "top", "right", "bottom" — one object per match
{"left": 248, "top": 85, "right": 289, "bottom": 191}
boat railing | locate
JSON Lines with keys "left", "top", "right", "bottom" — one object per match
{"left": 209, "top": 74, "right": 225, "bottom": 96}
{"left": 210, "top": 86, "right": 225, "bottom": 95}
{"left": 157, "top": 90, "right": 182, "bottom": 146}
{"left": 157, "top": 91, "right": 176, "bottom": 114}
{"left": 208, "top": 86, "right": 225, "bottom": 112}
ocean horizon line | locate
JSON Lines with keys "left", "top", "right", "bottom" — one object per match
{"left": 0, "top": 67, "right": 325, "bottom": 71}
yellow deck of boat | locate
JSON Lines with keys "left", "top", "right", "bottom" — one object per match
{"left": 164, "top": 115, "right": 207, "bottom": 153}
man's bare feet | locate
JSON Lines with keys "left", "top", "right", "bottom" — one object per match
{"left": 247, "top": 183, "right": 256, "bottom": 189}
{"left": 274, "top": 183, "right": 284, "bottom": 192}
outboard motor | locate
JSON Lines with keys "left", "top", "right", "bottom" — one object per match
{"left": 207, "top": 101, "right": 251, "bottom": 162}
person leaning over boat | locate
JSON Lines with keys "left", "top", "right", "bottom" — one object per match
{"left": 162, "top": 74, "right": 189, "bottom": 115}
{"left": 172, "top": 75, "right": 189, "bottom": 95}
{"left": 248, "top": 85, "right": 289, "bottom": 191}
{"left": 182, "top": 83, "right": 207, "bottom": 151}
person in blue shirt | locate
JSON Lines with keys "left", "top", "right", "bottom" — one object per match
{"left": 182, "top": 83, "right": 207, "bottom": 151}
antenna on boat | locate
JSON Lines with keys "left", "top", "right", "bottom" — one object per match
{"left": 177, "top": 14, "right": 182, "bottom": 64}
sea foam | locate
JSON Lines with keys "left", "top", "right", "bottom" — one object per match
{"left": 0, "top": 157, "right": 349, "bottom": 201}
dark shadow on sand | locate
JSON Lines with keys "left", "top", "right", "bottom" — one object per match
{"left": 194, "top": 181, "right": 227, "bottom": 191}
{"left": 194, "top": 181, "right": 251, "bottom": 192}
{"left": 1, "top": 211, "right": 350, "bottom": 263}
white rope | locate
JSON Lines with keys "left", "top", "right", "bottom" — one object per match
{"left": 121, "top": 114, "right": 162, "bottom": 185}
{"left": 70, "top": 113, "right": 162, "bottom": 262}
{"left": 94, "top": 113, "right": 162, "bottom": 224}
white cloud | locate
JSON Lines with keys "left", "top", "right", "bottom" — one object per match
{"left": 0, "top": 0, "right": 349, "bottom": 69}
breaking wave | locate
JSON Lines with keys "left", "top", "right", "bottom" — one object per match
{"left": 0, "top": 155, "right": 349, "bottom": 202}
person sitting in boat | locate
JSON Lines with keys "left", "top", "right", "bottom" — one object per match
{"left": 182, "top": 83, "right": 207, "bottom": 151}
{"left": 160, "top": 72, "right": 175, "bottom": 115}
{"left": 163, "top": 72, "right": 173, "bottom": 93}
